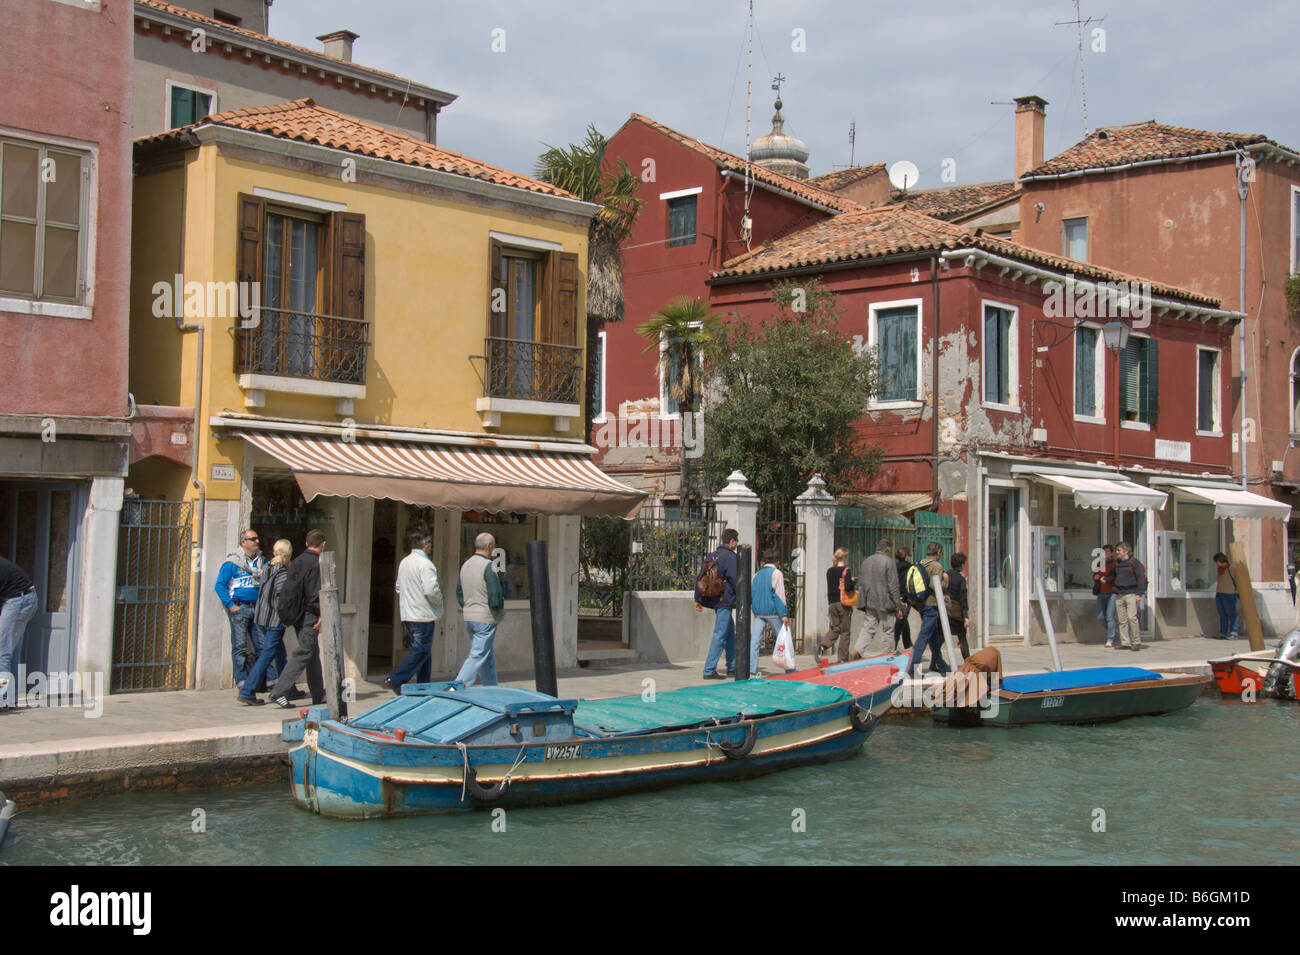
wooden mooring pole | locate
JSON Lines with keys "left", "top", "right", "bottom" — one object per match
{"left": 318, "top": 551, "right": 348, "bottom": 719}
{"left": 1227, "top": 541, "right": 1266, "bottom": 652}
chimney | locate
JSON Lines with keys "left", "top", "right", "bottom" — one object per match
{"left": 1014, "top": 95, "right": 1048, "bottom": 180}
{"left": 317, "top": 30, "right": 359, "bottom": 62}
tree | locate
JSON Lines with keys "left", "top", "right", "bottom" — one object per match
{"left": 701, "top": 279, "right": 882, "bottom": 507}
{"left": 534, "top": 126, "right": 642, "bottom": 435}
{"left": 636, "top": 296, "right": 724, "bottom": 509}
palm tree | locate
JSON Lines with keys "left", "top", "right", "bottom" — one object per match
{"left": 637, "top": 297, "right": 724, "bottom": 510}
{"left": 534, "top": 126, "right": 641, "bottom": 435}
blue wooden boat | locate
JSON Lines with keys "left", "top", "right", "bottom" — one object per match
{"left": 282, "top": 679, "right": 878, "bottom": 818}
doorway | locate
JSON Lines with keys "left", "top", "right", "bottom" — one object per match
{"left": 987, "top": 486, "right": 1020, "bottom": 635}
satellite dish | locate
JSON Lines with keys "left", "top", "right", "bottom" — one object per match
{"left": 888, "top": 160, "right": 920, "bottom": 192}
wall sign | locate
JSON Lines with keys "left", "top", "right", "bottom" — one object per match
{"left": 211, "top": 464, "right": 236, "bottom": 481}
{"left": 1154, "top": 439, "right": 1191, "bottom": 463}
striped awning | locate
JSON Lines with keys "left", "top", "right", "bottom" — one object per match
{"left": 237, "top": 431, "right": 646, "bottom": 519}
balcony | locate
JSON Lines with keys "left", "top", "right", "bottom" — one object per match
{"left": 233, "top": 307, "right": 369, "bottom": 413}
{"left": 476, "top": 337, "right": 583, "bottom": 430}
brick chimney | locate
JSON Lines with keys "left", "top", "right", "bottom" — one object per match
{"left": 1014, "top": 95, "right": 1048, "bottom": 180}
{"left": 317, "top": 30, "right": 359, "bottom": 61}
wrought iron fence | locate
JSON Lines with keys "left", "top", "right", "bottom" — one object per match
{"left": 113, "top": 500, "right": 192, "bottom": 692}
{"left": 834, "top": 508, "right": 956, "bottom": 574}
{"left": 578, "top": 515, "right": 630, "bottom": 617}
{"left": 233, "top": 306, "right": 369, "bottom": 385}
{"left": 628, "top": 508, "right": 724, "bottom": 591}
{"left": 757, "top": 499, "right": 807, "bottom": 652}
{"left": 484, "top": 337, "right": 582, "bottom": 404}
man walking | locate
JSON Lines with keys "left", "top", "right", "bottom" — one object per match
{"left": 750, "top": 549, "right": 788, "bottom": 676}
{"left": 906, "top": 543, "right": 951, "bottom": 677}
{"left": 0, "top": 556, "right": 38, "bottom": 710}
{"left": 388, "top": 528, "right": 444, "bottom": 692}
{"left": 695, "top": 528, "right": 739, "bottom": 679}
{"left": 855, "top": 538, "right": 901, "bottom": 659}
{"left": 214, "top": 529, "right": 265, "bottom": 688}
{"left": 1106, "top": 541, "right": 1147, "bottom": 651}
{"left": 268, "top": 530, "right": 326, "bottom": 708}
{"left": 455, "top": 533, "right": 505, "bottom": 686}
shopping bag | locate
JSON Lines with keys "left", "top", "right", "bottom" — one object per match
{"left": 772, "top": 624, "right": 796, "bottom": 670}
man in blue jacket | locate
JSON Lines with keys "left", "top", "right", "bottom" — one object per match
{"left": 695, "top": 528, "right": 739, "bottom": 680}
{"left": 213, "top": 529, "right": 265, "bottom": 689}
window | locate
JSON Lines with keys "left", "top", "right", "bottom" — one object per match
{"left": 1057, "top": 493, "right": 1104, "bottom": 591}
{"left": 459, "top": 512, "right": 541, "bottom": 600}
{"left": 212, "top": 8, "right": 242, "bottom": 25}
{"left": 167, "top": 82, "right": 215, "bottom": 129}
{"left": 667, "top": 195, "right": 697, "bottom": 247}
{"left": 982, "top": 302, "right": 1017, "bottom": 408}
{"left": 869, "top": 300, "right": 922, "bottom": 405}
{"left": 0, "top": 136, "right": 87, "bottom": 303}
{"left": 1196, "top": 347, "right": 1221, "bottom": 434}
{"left": 1292, "top": 185, "right": 1300, "bottom": 275}
{"left": 1062, "top": 217, "right": 1088, "bottom": 261}
{"left": 1175, "top": 500, "right": 1221, "bottom": 591}
{"left": 263, "top": 209, "right": 323, "bottom": 377}
{"left": 1292, "top": 348, "right": 1300, "bottom": 436}
{"left": 593, "top": 329, "right": 607, "bottom": 422}
{"left": 1120, "top": 335, "right": 1158, "bottom": 426}
{"left": 1074, "top": 324, "right": 1104, "bottom": 420}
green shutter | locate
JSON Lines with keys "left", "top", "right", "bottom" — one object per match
{"left": 1146, "top": 338, "right": 1158, "bottom": 427}
{"left": 1120, "top": 341, "right": 1138, "bottom": 418}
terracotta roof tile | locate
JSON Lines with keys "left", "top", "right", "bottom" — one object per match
{"left": 805, "top": 164, "right": 886, "bottom": 192}
{"left": 1023, "top": 121, "right": 1292, "bottom": 179}
{"left": 628, "top": 114, "right": 867, "bottom": 213}
{"left": 889, "top": 180, "right": 1019, "bottom": 220}
{"left": 136, "top": 99, "right": 581, "bottom": 200}
{"left": 712, "top": 205, "right": 1221, "bottom": 308}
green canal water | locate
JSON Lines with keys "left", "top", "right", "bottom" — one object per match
{"left": 5, "top": 696, "right": 1297, "bottom": 866}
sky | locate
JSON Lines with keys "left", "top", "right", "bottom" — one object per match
{"left": 267, "top": 0, "right": 1300, "bottom": 188}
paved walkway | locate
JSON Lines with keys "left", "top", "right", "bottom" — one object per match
{"left": 0, "top": 635, "right": 1256, "bottom": 796}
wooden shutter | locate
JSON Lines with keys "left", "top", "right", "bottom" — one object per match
{"left": 488, "top": 238, "right": 505, "bottom": 339}
{"left": 1144, "top": 338, "right": 1158, "bottom": 428}
{"left": 236, "top": 194, "right": 265, "bottom": 373}
{"left": 327, "top": 211, "right": 366, "bottom": 383}
{"left": 551, "top": 251, "right": 579, "bottom": 346}
{"left": 1120, "top": 340, "right": 1138, "bottom": 418}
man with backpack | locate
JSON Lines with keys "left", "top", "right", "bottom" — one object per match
{"left": 905, "top": 542, "right": 951, "bottom": 677}
{"left": 694, "top": 528, "right": 739, "bottom": 680}
{"left": 268, "top": 530, "right": 326, "bottom": 708}
{"left": 1104, "top": 541, "right": 1147, "bottom": 651}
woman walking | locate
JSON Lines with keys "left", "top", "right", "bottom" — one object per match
{"left": 893, "top": 546, "right": 914, "bottom": 651}
{"left": 239, "top": 539, "right": 293, "bottom": 705}
{"left": 820, "top": 547, "right": 855, "bottom": 663}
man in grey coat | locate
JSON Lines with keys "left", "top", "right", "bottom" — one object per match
{"left": 854, "top": 538, "right": 902, "bottom": 659}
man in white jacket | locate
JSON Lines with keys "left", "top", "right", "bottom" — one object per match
{"left": 386, "top": 528, "right": 444, "bottom": 693}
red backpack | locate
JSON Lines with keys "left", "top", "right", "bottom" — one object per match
{"left": 697, "top": 553, "right": 725, "bottom": 599}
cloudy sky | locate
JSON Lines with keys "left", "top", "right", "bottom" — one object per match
{"left": 268, "top": 0, "right": 1300, "bottom": 187}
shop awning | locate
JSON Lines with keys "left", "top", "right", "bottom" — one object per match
{"left": 237, "top": 431, "right": 646, "bottom": 519}
{"left": 1030, "top": 473, "right": 1168, "bottom": 511}
{"left": 1163, "top": 483, "right": 1292, "bottom": 521}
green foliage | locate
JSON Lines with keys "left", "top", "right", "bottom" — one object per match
{"left": 701, "top": 279, "right": 883, "bottom": 506}
{"left": 635, "top": 297, "right": 725, "bottom": 414}
{"left": 578, "top": 516, "right": 631, "bottom": 614}
{"left": 534, "top": 124, "right": 641, "bottom": 240}
{"left": 628, "top": 520, "right": 713, "bottom": 590}
{"left": 1287, "top": 275, "right": 1300, "bottom": 317}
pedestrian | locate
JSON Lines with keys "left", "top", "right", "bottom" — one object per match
{"left": 946, "top": 552, "right": 971, "bottom": 660}
{"left": 1093, "top": 543, "right": 1118, "bottom": 648}
{"left": 1214, "top": 552, "right": 1239, "bottom": 640}
{"left": 820, "top": 547, "right": 855, "bottom": 663}
{"left": 905, "top": 542, "right": 951, "bottom": 677}
{"left": 694, "top": 527, "right": 739, "bottom": 679}
{"left": 750, "top": 548, "right": 789, "bottom": 676}
{"left": 855, "top": 538, "right": 902, "bottom": 659}
{"left": 0, "top": 556, "right": 38, "bottom": 710}
{"left": 1105, "top": 541, "right": 1147, "bottom": 651}
{"left": 893, "top": 546, "right": 914, "bottom": 651}
{"left": 455, "top": 533, "right": 505, "bottom": 686}
{"left": 213, "top": 528, "right": 265, "bottom": 689}
{"left": 238, "top": 538, "right": 293, "bottom": 705}
{"left": 388, "top": 528, "right": 444, "bottom": 692}
{"left": 268, "top": 530, "right": 326, "bottom": 708}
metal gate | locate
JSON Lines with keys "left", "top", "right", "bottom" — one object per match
{"left": 757, "top": 501, "right": 806, "bottom": 652}
{"left": 112, "top": 499, "right": 193, "bottom": 692}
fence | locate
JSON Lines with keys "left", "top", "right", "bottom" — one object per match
{"left": 578, "top": 515, "right": 630, "bottom": 617}
{"left": 757, "top": 499, "right": 807, "bottom": 653}
{"left": 628, "top": 509, "right": 725, "bottom": 592}
{"left": 834, "top": 507, "right": 956, "bottom": 573}
{"left": 113, "top": 499, "right": 193, "bottom": 692}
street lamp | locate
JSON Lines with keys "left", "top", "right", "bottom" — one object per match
{"left": 1100, "top": 320, "right": 1131, "bottom": 353}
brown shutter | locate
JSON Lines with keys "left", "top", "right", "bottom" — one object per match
{"left": 235, "top": 194, "right": 265, "bottom": 374}
{"left": 328, "top": 211, "right": 366, "bottom": 383}
{"left": 552, "top": 251, "right": 579, "bottom": 346}
{"left": 488, "top": 238, "right": 505, "bottom": 339}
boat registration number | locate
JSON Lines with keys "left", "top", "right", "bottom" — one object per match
{"left": 544, "top": 744, "right": 582, "bottom": 760}
{"left": 1040, "top": 696, "right": 1065, "bottom": 709}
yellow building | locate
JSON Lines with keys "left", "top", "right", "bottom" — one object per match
{"left": 127, "top": 99, "right": 643, "bottom": 691}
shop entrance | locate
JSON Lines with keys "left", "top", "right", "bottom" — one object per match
{"left": 987, "top": 486, "right": 1019, "bottom": 635}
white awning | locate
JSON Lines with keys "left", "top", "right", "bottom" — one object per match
{"left": 1167, "top": 484, "right": 1292, "bottom": 521}
{"left": 1032, "top": 473, "right": 1168, "bottom": 511}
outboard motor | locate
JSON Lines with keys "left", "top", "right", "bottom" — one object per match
{"left": 0, "top": 791, "right": 19, "bottom": 850}
{"left": 1262, "top": 628, "right": 1300, "bottom": 699}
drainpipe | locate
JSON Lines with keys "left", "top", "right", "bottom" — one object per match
{"left": 930, "top": 254, "right": 941, "bottom": 508}
{"left": 1237, "top": 154, "right": 1249, "bottom": 492}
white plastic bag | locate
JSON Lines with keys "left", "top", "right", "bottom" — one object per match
{"left": 772, "top": 624, "right": 796, "bottom": 670}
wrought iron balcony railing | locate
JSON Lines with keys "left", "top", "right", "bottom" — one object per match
{"left": 233, "top": 307, "right": 369, "bottom": 386}
{"left": 484, "top": 337, "right": 582, "bottom": 404}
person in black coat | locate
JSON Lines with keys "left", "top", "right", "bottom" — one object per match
{"left": 946, "top": 552, "right": 971, "bottom": 659}
{"left": 267, "top": 530, "right": 326, "bottom": 707}
{"left": 893, "top": 547, "right": 913, "bottom": 651}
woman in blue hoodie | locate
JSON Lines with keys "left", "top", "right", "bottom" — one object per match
{"left": 751, "top": 549, "right": 790, "bottom": 676}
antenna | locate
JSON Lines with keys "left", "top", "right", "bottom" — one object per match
{"left": 849, "top": 121, "right": 855, "bottom": 167}
{"left": 1055, "top": 0, "right": 1104, "bottom": 135}
{"left": 742, "top": 0, "right": 754, "bottom": 248}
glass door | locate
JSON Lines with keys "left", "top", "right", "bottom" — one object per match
{"left": 988, "top": 487, "right": 1020, "bottom": 634}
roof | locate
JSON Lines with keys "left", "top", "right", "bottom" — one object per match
{"left": 1022, "top": 121, "right": 1295, "bottom": 179}
{"left": 889, "top": 180, "right": 1019, "bottom": 220}
{"left": 711, "top": 205, "right": 1222, "bottom": 308}
{"left": 135, "top": 99, "right": 581, "bottom": 201}
{"left": 806, "top": 164, "right": 886, "bottom": 193}
{"left": 625, "top": 113, "right": 866, "bottom": 213}
{"left": 134, "top": 0, "right": 455, "bottom": 107}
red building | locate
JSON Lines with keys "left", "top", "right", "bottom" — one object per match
{"left": 0, "top": 0, "right": 135, "bottom": 685}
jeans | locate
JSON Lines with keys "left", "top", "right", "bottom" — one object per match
{"left": 392, "top": 620, "right": 436, "bottom": 687}
{"left": 455, "top": 620, "right": 498, "bottom": 686}
{"left": 1095, "top": 592, "right": 1117, "bottom": 644}
{"left": 907, "top": 605, "right": 950, "bottom": 676}
{"left": 241, "top": 625, "right": 285, "bottom": 699}
{"left": 703, "top": 607, "right": 735, "bottom": 676}
{"left": 750, "top": 615, "right": 781, "bottom": 675}
{"left": 1215, "top": 594, "right": 1239, "bottom": 638}
{"left": 225, "top": 603, "right": 255, "bottom": 688}
{"left": 0, "top": 589, "right": 38, "bottom": 706}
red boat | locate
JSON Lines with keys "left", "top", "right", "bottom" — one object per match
{"left": 771, "top": 653, "right": 908, "bottom": 716}
{"left": 1209, "top": 651, "right": 1300, "bottom": 699}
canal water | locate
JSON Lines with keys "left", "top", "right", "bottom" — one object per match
{"left": 5, "top": 696, "right": 1297, "bottom": 865}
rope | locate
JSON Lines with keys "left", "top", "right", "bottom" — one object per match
{"left": 456, "top": 741, "right": 531, "bottom": 803}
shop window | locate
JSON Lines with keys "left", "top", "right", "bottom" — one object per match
{"left": 459, "top": 511, "right": 541, "bottom": 601}
{"left": 1175, "top": 500, "right": 1220, "bottom": 591}
{"left": 1057, "top": 493, "right": 1103, "bottom": 591}
{"left": 249, "top": 473, "right": 349, "bottom": 588}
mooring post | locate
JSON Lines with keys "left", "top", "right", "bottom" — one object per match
{"left": 735, "top": 544, "right": 753, "bottom": 680}
{"left": 526, "top": 539, "right": 558, "bottom": 697}
{"left": 318, "top": 550, "right": 347, "bottom": 719}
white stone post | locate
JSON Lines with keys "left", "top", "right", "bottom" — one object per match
{"left": 75, "top": 477, "right": 123, "bottom": 687}
{"left": 712, "top": 470, "right": 759, "bottom": 555}
{"left": 795, "top": 474, "right": 837, "bottom": 651}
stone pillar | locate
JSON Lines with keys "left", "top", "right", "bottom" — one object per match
{"left": 794, "top": 474, "right": 837, "bottom": 649}
{"left": 712, "top": 470, "right": 759, "bottom": 554}
{"left": 75, "top": 477, "right": 124, "bottom": 684}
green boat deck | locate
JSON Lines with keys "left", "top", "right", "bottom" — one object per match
{"left": 573, "top": 680, "right": 853, "bottom": 735}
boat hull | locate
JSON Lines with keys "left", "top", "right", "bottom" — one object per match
{"left": 1210, "top": 660, "right": 1298, "bottom": 699}
{"left": 932, "top": 673, "right": 1210, "bottom": 726}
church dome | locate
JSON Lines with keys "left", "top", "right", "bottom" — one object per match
{"left": 751, "top": 98, "right": 810, "bottom": 180}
